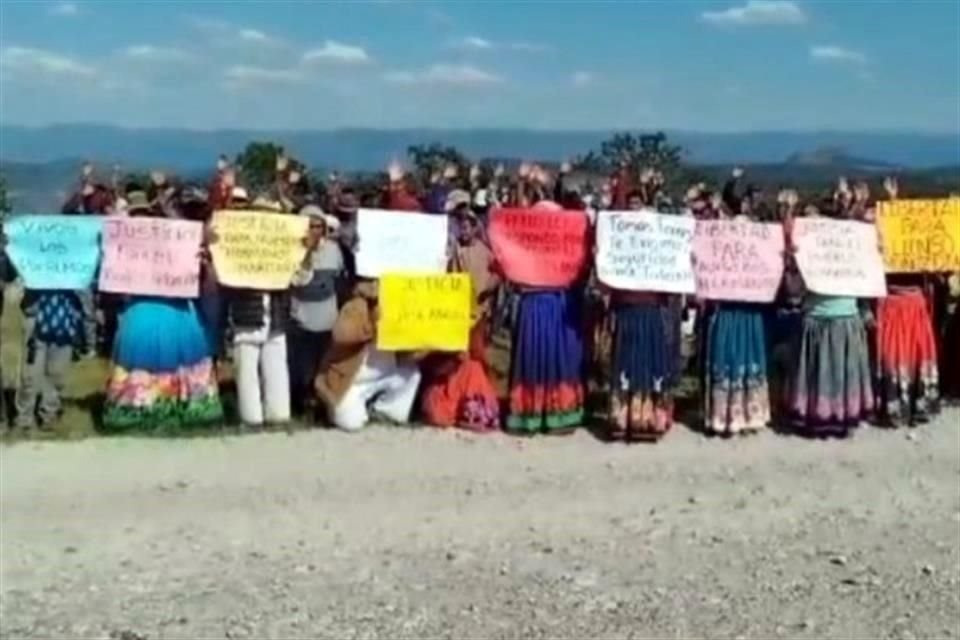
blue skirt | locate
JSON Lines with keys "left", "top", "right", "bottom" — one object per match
{"left": 507, "top": 290, "right": 585, "bottom": 432}
{"left": 704, "top": 304, "right": 770, "bottom": 433}
{"left": 103, "top": 298, "right": 222, "bottom": 431}
{"left": 611, "top": 301, "right": 677, "bottom": 394}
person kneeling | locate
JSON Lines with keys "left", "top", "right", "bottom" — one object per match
{"left": 315, "top": 280, "right": 421, "bottom": 431}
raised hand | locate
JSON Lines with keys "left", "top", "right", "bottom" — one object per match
{"left": 732, "top": 166, "right": 744, "bottom": 179}
{"left": 883, "top": 176, "right": 899, "bottom": 199}
{"left": 388, "top": 159, "right": 404, "bottom": 183}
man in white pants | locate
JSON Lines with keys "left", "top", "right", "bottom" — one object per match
{"left": 332, "top": 347, "right": 421, "bottom": 431}
{"left": 230, "top": 290, "right": 291, "bottom": 426}
{"left": 316, "top": 280, "right": 422, "bottom": 431}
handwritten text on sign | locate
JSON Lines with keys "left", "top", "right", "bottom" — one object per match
{"left": 692, "top": 219, "right": 784, "bottom": 302}
{"left": 3, "top": 215, "right": 103, "bottom": 290}
{"left": 99, "top": 217, "right": 204, "bottom": 298}
{"left": 355, "top": 209, "right": 449, "bottom": 277}
{"left": 793, "top": 217, "right": 886, "bottom": 298}
{"left": 596, "top": 210, "right": 696, "bottom": 294}
{"left": 378, "top": 273, "right": 472, "bottom": 351}
{"left": 210, "top": 210, "right": 308, "bottom": 290}
{"left": 878, "top": 198, "right": 960, "bottom": 273}
{"left": 489, "top": 208, "right": 588, "bottom": 287}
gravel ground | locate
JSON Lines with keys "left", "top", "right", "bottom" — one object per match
{"left": 2, "top": 414, "right": 959, "bottom": 640}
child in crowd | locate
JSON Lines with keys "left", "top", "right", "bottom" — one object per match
{"left": 14, "top": 290, "right": 85, "bottom": 431}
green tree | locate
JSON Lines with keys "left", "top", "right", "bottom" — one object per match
{"left": 235, "top": 141, "right": 287, "bottom": 194}
{"left": 406, "top": 143, "right": 470, "bottom": 185}
{"left": 575, "top": 131, "right": 691, "bottom": 192}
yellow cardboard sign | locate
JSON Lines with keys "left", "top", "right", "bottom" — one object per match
{"left": 878, "top": 198, "right": 960, "bottom": 273}
{"left": 210, "top": 210, "right": 309, "bottom": 289}
{"left": 378, "top": 273, "right": 472, "bottom": 351}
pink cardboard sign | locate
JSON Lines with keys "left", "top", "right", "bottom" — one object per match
{"left": 99, "top": 217, "right": 204, "bottom": 298}
{"left": 693, "top": 219, "right": 785, "bottom": 302}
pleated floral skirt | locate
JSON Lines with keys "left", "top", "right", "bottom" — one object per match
{"left": 608, "top": 300, "right": 677, "bottom": 441}
{"left": 704, "top": 304, "right": 770, "bottom": 435}
{"left": 788, "top": 314, "right": 874, "bottom": 436}
{"left": 507, "top": 290, "right": 584, "bottom": 433}
{"left": 103, "top": 298, "right": 223, "bottom": 432}
{"left": 876, "top": 288, "right": 939, "bottom": 425}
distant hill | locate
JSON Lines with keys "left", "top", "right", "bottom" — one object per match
{"left": 1, "top": 124, "right": 958, "bottom": 171}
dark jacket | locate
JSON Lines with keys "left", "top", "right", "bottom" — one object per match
{"left": 228, "top": 289, "right": 291, "bottom": 333}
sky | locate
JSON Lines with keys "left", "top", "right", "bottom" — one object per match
{"left": 0, "top": 0, "right": 958, "bottom": 132}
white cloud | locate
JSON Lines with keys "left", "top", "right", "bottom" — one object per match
{"left": 571, "top": 71, "right": 594, "bottom": 88}
{"left": 455, "top": 36, "right": 494, "bottom": 50}
{"left": 238, "top": 28, "right": 271, "bottom": 43}
{"left": 224, "top": 65, "right": 304, "bottom": 88}
{"left": 48, "top": 2, "right": 79, "bottom": 17}
{"left": 122, "top": 45, "right": 192, "bottom": 63}
{"left": 0, "top": 46, "right": 96, "bottom": 77}
{"left": 383, "top": 64, "right": 503, "bottom": 87}
{"left": 810, "top": 45, "right": 867, "bottom": 64}
{"left": 701, "top": 1, "right": 806, "bottom": 26}
{"left": 302, "top": 41, "right": 371, "bottom": 64}
{"left": 450, "top": 36, "right": 549, "bottom": 53}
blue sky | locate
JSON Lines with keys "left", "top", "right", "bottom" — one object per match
{"left": 1, "top": 0, "right": 958, "bottom": 132}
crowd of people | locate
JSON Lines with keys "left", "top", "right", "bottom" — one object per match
{"left": 1, "top": 153, "right": 958, "bottom": 443}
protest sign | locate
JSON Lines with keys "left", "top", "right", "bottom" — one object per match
{"left": 99, "top": 217, "right": 203, "bottom": 297}
{"left": 878, "top": 198, "right": 960, "bottom": 272}
{"left": 355, "top": 209, "right": 449, "bottom": 277}
{"left": 692, "top": 219, "right": 785, "bottom": 302}
{"left": 489, "top": 208, "right": 589, "bottom": 287}
{"left": 595, "top": 210, "right": 696, "bottom": 294}
{"left": 3, "top": 215, "right": 103, "bottom": 290}
{"left": 209, "top": 210, "right": 308, "bottom": 289}
{"left": 792, "top": 217, "right": 886, "bottom": 298}
{"left": 378, "top": 273, "right": 472, "bottom": 351}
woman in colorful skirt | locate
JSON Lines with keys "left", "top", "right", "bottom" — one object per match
{"left": 787, "top": 292, "right": 874, "bottom": 437}
{"left": 875, "top": 284, "right": 939, "bottom": 425}
{"left": 607, "top": 290, "right": 679, "bottom": 442}
{"left": 874, "top": 180, "right": 940, "bottom": 425}
{"left": 701, "top": 188, "right": 776, "bottom": 436}
{"left": 102, "top": 190, "right": 223, "bottom": 432}
{"left": 703, "top": 303, "right": 771, "bottom": 435}
{"left": 507, "top": 288, "right": 585, "bottom": 433}
{"left": 420, "top": 203, "right": 501, "bottom": 432}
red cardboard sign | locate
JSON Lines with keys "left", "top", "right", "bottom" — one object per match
{"left": 489, "top": 207, "right": 589, "bottom": 287}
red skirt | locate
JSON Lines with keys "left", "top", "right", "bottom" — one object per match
{"left": 876, "top": 288, "right": 939, "bottom": 423}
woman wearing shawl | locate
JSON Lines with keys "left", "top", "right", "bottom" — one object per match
{"left": 873, "top": 177, "right": 940, "bottom": 426}
{"left": 786, "top": 180, "right": 875, "bottom": 437}
{"left": 420, "top": 200, "right": 501, "bottom": 431}
{"left": 102, "top": 186, "right": 223, "bottom": 432}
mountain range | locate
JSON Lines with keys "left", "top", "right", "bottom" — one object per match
{"left": 2, "top": 124, "right": 958, "bottom": 171}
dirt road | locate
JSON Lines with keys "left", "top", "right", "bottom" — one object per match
{"left": 2, "top": 415, "right": 959, "bottom": 640}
